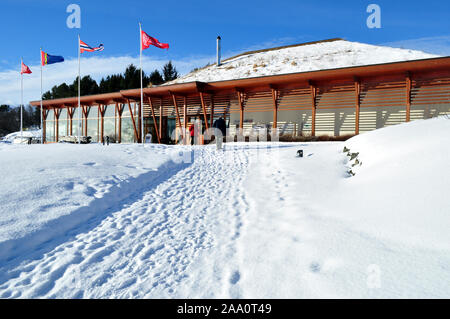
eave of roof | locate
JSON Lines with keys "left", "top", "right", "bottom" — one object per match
{"left": 30, "top": 56, "right": 450, "bottom": 107}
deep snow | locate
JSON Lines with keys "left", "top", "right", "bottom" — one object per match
{"left": 0, "top": 117, "right": 449, "bottom": 298}
{"left": 167, "top": 40, "right": 439, "bottom": 85}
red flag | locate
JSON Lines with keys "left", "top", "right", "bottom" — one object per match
{"left": 141, "top": 30, "right": 169, "bottom": 50}
{"left": 21, "top": 62, "right": 32, "bottom": 74}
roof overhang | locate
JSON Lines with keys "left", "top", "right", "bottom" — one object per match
{"left": 30, "top": 56, "right": 450, "bottom": 108}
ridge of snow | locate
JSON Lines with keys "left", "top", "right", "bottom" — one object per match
{"left": 1, "top": 130, "right": 41, "bottom": 143}
{"left": 166, "top": 40, "right": 440, "bottom": 85}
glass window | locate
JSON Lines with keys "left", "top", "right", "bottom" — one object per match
{"left": 58, "top": 108, "right": 68, "bottom": 138}
{"left": 87, "top": 106, "right": 99, "bottom": 142}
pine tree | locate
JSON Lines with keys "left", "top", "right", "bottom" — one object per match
{"left": 162, "top": 61, "right": 179, "bottom": 82}
{"left": 149, "top": 70, "right": 164, "bottom": 86}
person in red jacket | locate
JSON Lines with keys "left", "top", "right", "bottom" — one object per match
{"left": 189, "top": 123, "right": 195, "bottom": 145}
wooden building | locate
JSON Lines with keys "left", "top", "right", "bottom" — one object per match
{"left": 30, "top": 56, "right": 450, "bottom": 144}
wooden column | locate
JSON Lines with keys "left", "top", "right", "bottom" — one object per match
{"left": 355, "top": 79, "right": 361, "bottom": 135}
{"left": 309, "top": 82, "right": 317, "bottom": 137}
{"left": 159, "top": 99, "right": 163, "bottom": 141}
{"left": 406, "top": 72, "right": 412, "bottom": 122}
{"left": 54, "top": 108, "right": 61, "bottom": 142}
{"left": 237, "top": 91, "right": 244, "bottom": 129}
{"left": 81, "top": 106, "right": 88, "bottom": 137}
{"left": 271, "top": 88, "right": 279, "bottom": 129}
{"left": 127, "top": 100, "right": 139, "bottom": 142}
{"left": 148, "top": 96, "right": 161, "bottom": 144}
{"left": 99, "top": 104, "right": 106, "bottom": 143}
{"left": 43, "top": 109, "right": 48, "bottom": 143}
{"left": 199, "top": 92, "right": 209, "bottom": 131}
{"left": 117, "top": 103, "right": 124, "bottom": 143}
{"left": 171, "top": 93, "right": 183, "bottom": 140}
{"left": 67, "top": 107, "right": 72, "bottom": 136}
{"left": 183, "top": 96, "right": 188, "bottom": 131}
{"left": 210, "top": 94, "right": 214, "bottom": 129}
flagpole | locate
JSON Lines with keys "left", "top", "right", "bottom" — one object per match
{"left": 139, "top": 22, "right": 144, "bottom": 145}
{"left": 20, "top": 57, "right": 23, "bottom": 142}
{"left": 78, "top": 34, "right": 81, "bottom": 144}
{"left": 40, "top": 48, "right": 43, "bottom": 144}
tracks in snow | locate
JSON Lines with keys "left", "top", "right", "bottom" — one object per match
{"left": 0, "top": 146, "right": 252, "bottom": 298}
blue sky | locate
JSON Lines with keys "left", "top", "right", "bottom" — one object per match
{"left": 1, "top": 0, "right": 450, "bottom": 104}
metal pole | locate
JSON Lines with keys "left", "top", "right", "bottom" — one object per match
{"left": 78, "top": 34, "right": 81, "bottom": 144}
{"left": 40, "top": 48, "right": 43, "bottom": 144}
{"left": 20, "top": 57, "right": 23, "bottom": 142}
{"left": 139, "top": 22, "right": 144, "bottom": 144}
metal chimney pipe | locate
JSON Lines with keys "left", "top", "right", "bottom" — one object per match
{"left": 217, "top": 36, "right": 221, "bottom": 66}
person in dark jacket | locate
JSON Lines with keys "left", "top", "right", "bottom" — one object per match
{"left": 213, "top": 117, "right": 226, "bottom": 150}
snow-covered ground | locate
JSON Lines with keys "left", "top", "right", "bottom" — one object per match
{"left": 167, "top": 40, "right": 439, "bottom": 85}
{"left": 0, "top": 117, "right": 449, "bottom": 298}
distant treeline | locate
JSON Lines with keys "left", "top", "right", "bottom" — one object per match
{"left": 43, "top": 61, "right": 179, "bottom": 100}
{"left": 0, "top": 105, "right": 40, "bottom": 137}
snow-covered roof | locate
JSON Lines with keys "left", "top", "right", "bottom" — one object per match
{"left": 166, "top": 39, "right": 439, "bottom": 85}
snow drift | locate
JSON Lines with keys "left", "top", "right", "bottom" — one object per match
{"left": 0, "top": 117, "right": 448, "bottom": 298}
{"left": 167, "top": 39, "right": 439, "bottom": 85}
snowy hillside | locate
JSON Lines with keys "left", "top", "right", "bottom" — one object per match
{"left": 0, "top": 117, "right": 449, "bottom": 298}
{"left": 167, "top": 39, "right": 439, "bottom": 84}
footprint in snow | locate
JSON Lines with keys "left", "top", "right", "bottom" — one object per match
{"left": 229, "top": 271, "right": 241, "bottom": 285}
{"left": 310, "top": 262, "right": 321, "bottom": 273}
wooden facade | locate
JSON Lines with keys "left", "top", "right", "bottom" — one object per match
{"left": 30, "top": 56, "right": 450, "bottom": 143}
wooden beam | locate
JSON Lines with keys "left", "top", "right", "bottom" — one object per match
{"left": 355, "top": 79, "right": 360, "bottom": 135}
{"left": 159, "top": 99, "right": 163, "bottom": 141}
{"left": 271, "top": 88, "right": 279, "bottom": 129}
{"left": 309, "top": 82, "right": 317, "bottom": 137}
{"left": 406, "top": 72, "right": 412, "bottom": 122}
{"left": 81, "top": 106, "right": 89, "bottom": 137}
{"left": 199, "top": 92, "right": 209, "bottom": 131}
{"left": 117, "top": 103, "right": 123, "bottom": 143}
{"left": 210, "top": 94, "right": 214, "bottom": 129}
{"left": 237, "top": 91, "right": 244, "bottom": 129}
{"left": 127, "top": 100, "right": 140, "bottom": 142}
{"left": 54, "top": 109, "right": 60, "bottom": 142}
{"left": 183, "top": 96, "right": 187, "bottom": 131}
{"left": 99, "top": 104, "right": 106, "bottom": 143}
{"left": 148, "top": 96, "right": 161, "bottom": 144}
{"left": 171, "top": 93, "right": 183, "bottom": 140}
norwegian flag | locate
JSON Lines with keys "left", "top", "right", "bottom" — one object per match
{"left": 79, "top": 39, "right": 104, "bottom": 53}
{"left": 21, "top": 61, "right": 32, "bottom": 74}
{"left": 141, "top": 30, "right": 169, "bottom": 50}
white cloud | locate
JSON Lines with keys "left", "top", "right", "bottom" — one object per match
{"left": 382, "top": 35, "right": 450, "bottom": 56}
{"left": 0, "top": 54, "right": 214, "bottom": 106}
